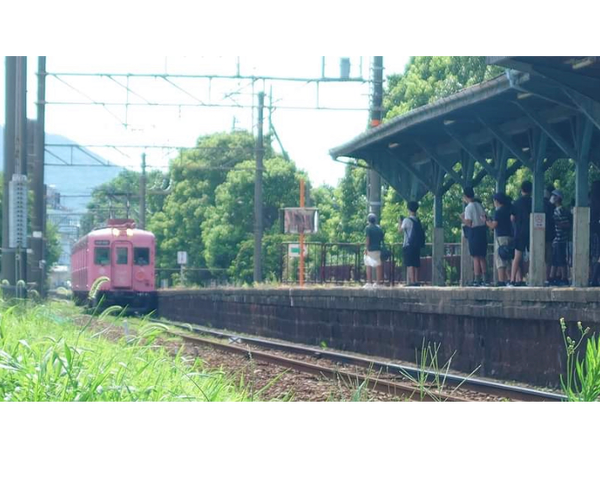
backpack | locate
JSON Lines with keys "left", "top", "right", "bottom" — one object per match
{"left": 408, "top": 217, "right": 426, "bottom": 248}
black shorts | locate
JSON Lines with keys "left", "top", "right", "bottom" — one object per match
{"left": 514, "top": 235, "right": 530, "bottom": 253}
{"left": 552, "top": 242, "right": 567, "bottom": 267}
{"left": 468, "top": 226, "right": 488, "bottom": 258}
{"left": 403, "top": 245, "right": 421, "bottom": 268}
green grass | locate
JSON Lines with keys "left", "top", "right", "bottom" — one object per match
{"left": 0, "top": 301, "right": 254, "bottom": 402}
{"left": 560, "top": 319, "right": 600, "bottom": 402}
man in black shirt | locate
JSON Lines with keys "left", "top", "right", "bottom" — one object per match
{"left": 486, "top": 192, "right": 512, "bottom": 286}
{"left": 365, "top": 213, "right": 385, "bottom": 287}
{"left": 510, "top": 181, "right": 532, "bottom": 286}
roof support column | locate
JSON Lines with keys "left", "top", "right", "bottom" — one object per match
{"left": 529, "top": 130, "right": 548, "bottom": 287}
{"left": 432, "top": 167, "right": 445, "bottom": 286}
{"left": 493, "top": 147, "right": 509, "bottom": 285}
{"left": 572, "top": 117, "right": 593, "bottom": 287}
{"left": 459, "top": 153, "right": 474, "bottom": 286}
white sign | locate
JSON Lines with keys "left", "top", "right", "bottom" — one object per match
{"left": 177, "top": 251, "right": 188, "bottom": 265}
{"left": 288, "top": 244, "right": 308, "bottom": 258}
{"left": 9, "top": 174, "right": 28, "bottom": 248}
{"left": 533, "top": 213, "right": 546, "bottom": 230}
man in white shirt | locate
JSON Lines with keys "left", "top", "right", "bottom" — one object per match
{"left": 460, "top": 186, "right": 488, "bottom": 286}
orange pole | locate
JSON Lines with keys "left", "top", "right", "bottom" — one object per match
{"left": 299, "top": 179, "right": 305, "bottom": 287}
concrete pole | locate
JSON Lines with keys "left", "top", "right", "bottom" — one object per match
{"left": 139, "top": 153, "right": 146, "bottom": 229}
{"left": 432, "top": 192, "right": 445, "bottom": 286}
{"left": 253, "top": 92, "right": 265, "bottom": 283}
{"left": 572, "top": 117, "right": 593, "bottom": 287}
{"left": 368, "top": 56, "right": 383, "bottom": 221}
{"left": 32, "top": 56, "right": 47, "bottom": 296}
{"left": 16, "top": 57, "right": 28, "bottom": 291}
{"left": 2, "top": 57, "right": 17, "bottom": 293}
{"left": 529, "top": 132, "right": 548, "bottom": 287}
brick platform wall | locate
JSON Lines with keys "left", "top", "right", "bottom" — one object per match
{"left": 157, "top": 287, "right": 600, "bottom": 387}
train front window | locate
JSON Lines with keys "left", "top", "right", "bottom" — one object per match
{"left": 94, "top": 247, "right": 110, "bottom": 265}
{"left": 134, "top": 248, "right": 150, "bottom": 266}
{"left": 116, "top": 247, "right": 128, "bottom": 265}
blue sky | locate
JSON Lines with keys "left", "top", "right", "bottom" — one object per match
{"left": 1, "top": 56, "right": 410, "bottom": 187}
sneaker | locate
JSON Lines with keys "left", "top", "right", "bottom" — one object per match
{"left": 496, "top": 282, "right": 507, "bottom": 287}
{"left": 362, "top": 283, "right": 373, "bottom": 289}
{"left": 469, "top": 281, "right": 481, "bottom": 287}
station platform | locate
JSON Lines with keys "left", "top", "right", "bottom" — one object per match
{"left": 158, "top": 286, "right": 600, "bottom": 387}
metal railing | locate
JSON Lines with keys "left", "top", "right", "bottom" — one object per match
{"left": 280, "top": 242, "right": 495, "bottom": 286}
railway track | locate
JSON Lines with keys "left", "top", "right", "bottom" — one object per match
{"left": 158, "top": 320, "right": 566, "bottom": 402}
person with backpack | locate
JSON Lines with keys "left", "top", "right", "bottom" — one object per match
{"left": 460, "top": 186, "right": 489, "bottom": 286}
{"left": 399, "top": 201, "right": 425, "bottom": 286}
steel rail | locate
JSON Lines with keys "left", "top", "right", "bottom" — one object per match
{"left": 174, "top": 332, "right": 464, "bottom": 402}
{"left": 160, "top": 320, "right": 565, "bottom": 402}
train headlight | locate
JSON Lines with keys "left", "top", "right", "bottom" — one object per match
{"left": 126, "top": 229, "right": 134, "bottom": 237}
{"left": 112, "top": 228, "right": 120, "bottom": 236}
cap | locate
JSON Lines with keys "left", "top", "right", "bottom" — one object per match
{"left": 552, "top": 189, "right": 563, "bottom": 199}
{"left": 493, "top": 192, "right": 505, "bottom": 204}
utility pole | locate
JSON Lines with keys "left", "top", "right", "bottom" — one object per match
{"left": 32, "top": 56, "right": 47, "bottom": 296}
{"left": 368, "top": 56, "right": 384, "bottom": 221}
{"left": 15, "top": 56, "right": 28, "bottom": 296}
{"left": 140, "top": 153, "right": 146, "bottom": 229}
{"left": 253, "top": 92, "right": 265, "bottom": 283}
{"left": 2, "top": 57, "right": 17, "bottom": 295}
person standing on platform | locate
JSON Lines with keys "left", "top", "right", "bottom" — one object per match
{"left": 485, "top": 192, "right": 512, "bottom": 286}
{"left": 549, "top": 190, "right": 571, "bottom": 286}
{"left": 544, "top": 186, "right": 556, "bottom": 282}
{"left": 399, "top": 201, "right": 425, "bottom": 287}
{"left": 510, "top": 181, "right": 532, "bottom": 287}
{"left": 460, "top": 186, "right": 488, "bottom": 286}
{"left": 590, "top": 181, "right": 600, "bottom": 286}
{"left": 364, "top": 213, "right": 384, "bottom": 288}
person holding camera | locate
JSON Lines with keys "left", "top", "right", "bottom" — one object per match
{"left": 399, "top": 201, "right": 425, "bottom": 286}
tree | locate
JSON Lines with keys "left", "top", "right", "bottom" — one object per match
{"left": 148, "top": 131, "right": 266, "bottom": 272}
{"left": 80, "top": 169, "right": 166, "bottom": 235}
{"left": 201, "top": 156, "right": 305, "bottom": 283}
{"left": 384, "top": 56, "right": 503, "bottom": 119}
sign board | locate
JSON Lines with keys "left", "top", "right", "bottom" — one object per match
{"left": 284, "top": 208, "right": 319, "bottom": 234}
{"left": 177, "top": 251, "right": 188, "bottom": 265}
{"left": 533, "top": 213, "right": 546, "bottom": 230}
{"left": 288, "top": 244, "right": 308, "bottom": 258}
{"left": 9, "top": 174, "right": 28, "bottom": 248}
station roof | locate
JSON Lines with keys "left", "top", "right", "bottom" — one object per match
{"left": 487, "top": 57, "right": 600, "bottom": 102}
{"left": 330, "top": 67, "right": 600, "bottom": 200}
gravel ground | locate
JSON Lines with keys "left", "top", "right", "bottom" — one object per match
{"left": 76, "top": 316, "right": 546, "bottom": 402}
{"left": 77, "top": 317, "right": 406, "bottom": 401}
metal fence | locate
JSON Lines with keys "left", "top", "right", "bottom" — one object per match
{"left": 280, "top": 242, "right": 495, "bottom": 286}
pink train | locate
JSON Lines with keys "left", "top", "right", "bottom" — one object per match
{"left": 71, "top": 219, "right": 157, "bottom": 313}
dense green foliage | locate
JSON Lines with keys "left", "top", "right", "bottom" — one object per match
{"left": 0, "top": 301, "right": 253, "bottom": 401}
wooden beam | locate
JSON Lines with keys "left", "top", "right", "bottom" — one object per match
{"left": 444, "top": 127, "right": 498, "bottom": 177}
{"left": 563, "top": 88, "right": 600, "bottom": 132}
{"left": 476, "top": 115, "right": 533, "bottom": 169}
{"left": 516, "top": 102, "right": 578, "bottom": 160}
{"left": 413, "top": 139, "right": 464, "bottom": 187}
{"left": 386, "top": 150, "right": 434, "bottom": 192}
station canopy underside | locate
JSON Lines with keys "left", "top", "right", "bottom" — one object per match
{"left": 330, "top": 59, "right": 600, "bottom": 202}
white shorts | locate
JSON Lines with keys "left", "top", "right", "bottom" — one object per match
{"left": 365, "top": 250, "right": 382, "bottom": 267}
